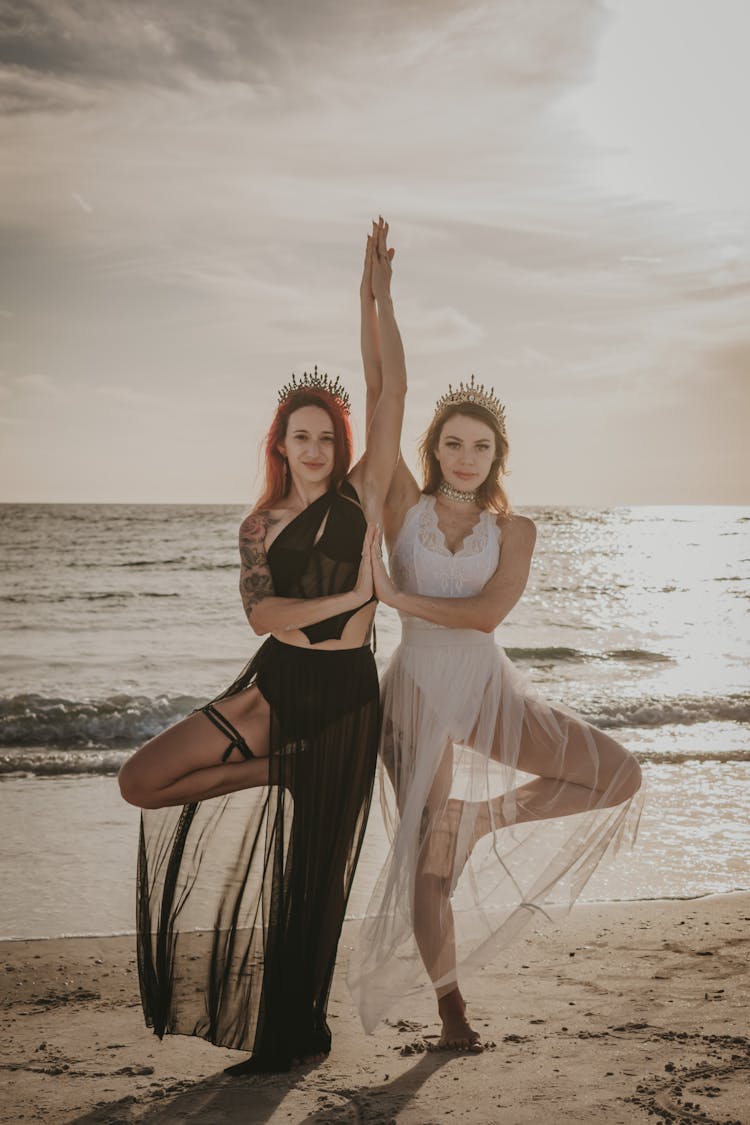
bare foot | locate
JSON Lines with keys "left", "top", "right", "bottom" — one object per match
{"left": 436, "top": 987, "right": 484, "bottom": 1052}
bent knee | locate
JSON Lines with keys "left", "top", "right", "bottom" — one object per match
{"left": 609, "top": 750, "right": 642, "bottom": 803}
{"left": 118, "top": 759, "right": 159, "bottom": 809}
{"left": 624, "top": 753, "right": 642, "bottom": 798}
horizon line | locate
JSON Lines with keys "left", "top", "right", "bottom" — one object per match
{"left": 2, "top": 499, "right": 748, "bottom": 509}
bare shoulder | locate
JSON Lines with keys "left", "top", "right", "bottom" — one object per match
{"left": 388, "top": 455, "right": 421, "bottom": 509}
{"left": 384, "top": 456, "right": 420, "bottom": 528}
{"left": 239, "top": 509, "right": 270, "bottom": 540}
{"left": 496, "top": 513, "right": 537, "bottom": 552}
{"left": 350, "top": 448, "right": 419, "bottom": 528}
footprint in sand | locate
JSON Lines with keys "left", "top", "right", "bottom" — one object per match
{"left": 626, "top": 1030, "right": 750, "bottom": 1125}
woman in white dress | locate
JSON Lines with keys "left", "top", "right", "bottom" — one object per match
{"left": 349, "top": 275, "right": 643, "bottom": 1050}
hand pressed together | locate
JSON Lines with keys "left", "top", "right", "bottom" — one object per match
{"left": 361, "top": 216, "right": 395, "bottom": 304}
{"left": 353, "top": 523, "right": 378, "bottom": 604}
{"left": 370, "top": 530, "right": 400, "bottom": 608}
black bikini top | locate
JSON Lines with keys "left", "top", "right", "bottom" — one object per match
{"left": 266, "top": 479, "right": 372, "bottom": 645}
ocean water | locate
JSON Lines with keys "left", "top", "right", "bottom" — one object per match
{"left": 1, "top": 503, "right": 749, "bottom": 938}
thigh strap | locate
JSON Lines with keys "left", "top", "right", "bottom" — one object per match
{"left": 201, "top": 702, "right": 255, "bottom": 762}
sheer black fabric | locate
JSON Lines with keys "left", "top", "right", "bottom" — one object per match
{"left": 268, "top": 479, "right": 372, "bottom": 644}
{"left": 136, "top": 482, "right": 380, "bottom": 1072}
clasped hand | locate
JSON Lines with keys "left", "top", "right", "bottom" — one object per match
{"left": 353, "top": 525, "right": 399, "bottom": 608}
{"left": 370, "top": 530, "right": 399, "bottom": 608}
{"left": 360, "top": 215, "right": 395, "bottom": 304}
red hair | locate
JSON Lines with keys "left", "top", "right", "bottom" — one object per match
{"left": 254, "top": 390, "right": 353, "bottom": 512}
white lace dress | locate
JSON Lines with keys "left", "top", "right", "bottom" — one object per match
{"left": 349, "top": 495, "right": 643, "bottom": 1033}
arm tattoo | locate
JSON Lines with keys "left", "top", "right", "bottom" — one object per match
{"left": 238, "top": 511, "right": 276, "bottom": 621}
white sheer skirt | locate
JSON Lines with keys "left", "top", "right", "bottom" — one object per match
{"left": 349, "top": 621, "right": 644, "bottom": 1033}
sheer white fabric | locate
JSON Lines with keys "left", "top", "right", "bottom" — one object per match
{"left": 349, "top": 496, "right": 643, "bottom": 1034}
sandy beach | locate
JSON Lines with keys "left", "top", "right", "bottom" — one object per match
{"left": 2, "top": 891, "right": 748, "bottom": 1125}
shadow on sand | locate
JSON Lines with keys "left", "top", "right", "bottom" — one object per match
{"left": 70, "top": 1050, "right": 453, "bottom": 1124}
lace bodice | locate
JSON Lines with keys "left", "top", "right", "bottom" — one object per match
{"left": 390, "top": 494, "right": 501, "bottom": 600}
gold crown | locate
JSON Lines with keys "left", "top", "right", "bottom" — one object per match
{"left": 277, "top": 366, "right": 351, "bottom": 415}
{"left": 434, "top": 374, "right": 506, "bottom": 434}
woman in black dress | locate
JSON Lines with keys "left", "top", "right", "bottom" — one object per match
{"left": 118, "top": 218, "right": 405, "bottom": 1073}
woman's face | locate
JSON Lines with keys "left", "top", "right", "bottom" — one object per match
{"left": 279, "top": 405, "right": 336, "bottom": 485}
{"left": 435, "top": 412, "right": 496, "bottom": 490}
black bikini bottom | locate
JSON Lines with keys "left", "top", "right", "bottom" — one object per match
{"left": 208, "top": 635, "right": 380, "bottom": 750}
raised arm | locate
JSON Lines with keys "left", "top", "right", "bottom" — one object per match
{"left": 356, "top": 219, "right": 420, "bottom": 537}
{"left": 239, "top": 512, "right": 376, "bottom": 636}
{"left": 371, "top": 515, "right": 537, "bottom": 633}
{"left": 352, "top": 218, "right": 410, "bottom": 523}
{"left": 360, "top": 226, "right": 384, "bottom": 437}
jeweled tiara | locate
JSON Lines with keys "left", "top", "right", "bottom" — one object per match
{"left": 433, "top": 374, "right": 506, "bottom": 434}
{"left": 277, "top": 366, "right": 351, "bottom": 415}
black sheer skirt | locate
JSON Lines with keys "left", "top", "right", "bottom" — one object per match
{"left": 136, "top": 636, "right": 380, "bottom": 1071}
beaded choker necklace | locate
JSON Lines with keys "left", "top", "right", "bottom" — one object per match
{"left": 437, "top": 481, "right": 479, "bottom": 504}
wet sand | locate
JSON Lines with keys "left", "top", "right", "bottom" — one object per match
{"left": 1, "top": 892, "right": 748, "bottom": 1124}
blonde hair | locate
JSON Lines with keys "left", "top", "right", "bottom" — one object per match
{"left": 419, "top": 403, "right": 512, "bottom": 516}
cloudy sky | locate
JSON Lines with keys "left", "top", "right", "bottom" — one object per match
{"left": 1, "top": 0, "right": 748, "bottom": 504}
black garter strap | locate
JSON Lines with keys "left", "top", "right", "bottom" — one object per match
{"left": 201, "top": 702, "right": 255, "bottom": 762}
